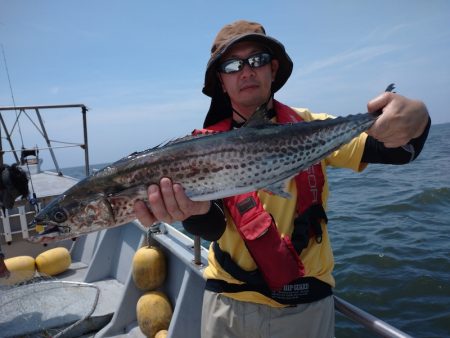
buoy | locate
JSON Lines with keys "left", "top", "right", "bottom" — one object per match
{"left": 132, "top": 246, "right": 166, "bottom": 291}
{"left": 136, "top": 291, "right": 172, "bottom": 338}
{"left": 155, "top": 329, "right": 168, "bottom": 338}
{"left": 1, "top": 255, "right": 35, "bottom": 285}
{"left": 35, "top": 247, "right": 71, "bottom": 276}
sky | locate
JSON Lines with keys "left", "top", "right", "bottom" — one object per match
{"left": 0, "top": 0, "right": 449, "bottom": 169}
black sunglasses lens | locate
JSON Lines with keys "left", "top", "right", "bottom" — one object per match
{"left": 220, "top": 60, "right": 243, "bottom": 73}
{"left": 219, "top": 52, "right": 272, "bottom": 74}
{"left": 248, "top": 53, "right": 271, "bottom": 68}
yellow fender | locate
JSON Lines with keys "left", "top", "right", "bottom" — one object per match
{"left": 35, "top": 247, "right": 71, "bottom": 276}
{"left": 1, "top": 256, "right": 35, "bottom": 285}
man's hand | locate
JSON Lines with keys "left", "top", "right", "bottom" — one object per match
{"left": 367, "top": 92, "right": 429, "bottom": 148}
{"left": 134, "top": 177, "right": 211, "bottom": 227}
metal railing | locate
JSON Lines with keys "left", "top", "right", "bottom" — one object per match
{"left": 334, "top": 295, "right": 413, "bottom": 337}
{"left": 0, "top": 205, "right": 41, "bottom": 242}
{"left": 0, "top": 104, "right": 90, "bottom": 176}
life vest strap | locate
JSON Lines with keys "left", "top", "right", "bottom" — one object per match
{"left": 223, "top": 194, "right": 305, "bottom": 290}
{"left": 291, "top": 203, "right": 328, "bottom": 253}
{"left": 205, "top": 277, "right": 332, "bottom": 305}
{"left": 212, "top": 241, "right": 265, "bottom": 286}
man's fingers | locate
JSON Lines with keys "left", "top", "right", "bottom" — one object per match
{"left": 174, "top": 183, "right": 211, "bottom": 216}
{"left": 367, "top": 92, "right": 391, "bottom": 114}
{"left": 160, "top": 178, "right": 186, "bottom": 221}
{"left": 173, "top": 183, "right": 193, "bottom": 213}
{"left": 134, "top": 200, "right": 156, "bottom": 227}
{"left": 147, "top": 184, "right": 173, "bottom": 224}
{"left": 135, "top": 178, "right": 211, "bottom": 225}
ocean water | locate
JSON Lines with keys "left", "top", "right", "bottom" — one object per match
{"left": 327, "top": 122, "right": 450, "bottom": 337}
{"left": 61, "top": 123, "right": 450, "bottom": 338}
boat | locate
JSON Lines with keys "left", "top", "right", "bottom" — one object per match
{"left": 0, "top": 104, "right": 413, "bottom": 338}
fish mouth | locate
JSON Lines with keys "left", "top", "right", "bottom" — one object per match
{"left": 28, "top": 219, "right": 71, "bottom": 242}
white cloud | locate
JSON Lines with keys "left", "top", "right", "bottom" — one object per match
{"left": 296, "top": 44, "right": 403, "bottom": 77}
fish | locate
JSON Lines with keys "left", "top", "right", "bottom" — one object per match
{"left": 28, "top": 105, "right": 379, "bottom": 243}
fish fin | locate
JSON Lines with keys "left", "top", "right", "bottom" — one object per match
{"left": 150, "top": 130, "right": 222, "bottom": 149}
{"left": 243, "top": 103, "right": 273, "bottom": 127}
{"left": 262, "top": 180, "right": 292, "bottom": 199}
{"left": 163, "top": 132, "right": 215, "bottom": 146}
{"left": 109, "top": 185, "right": 148, "bottom": 199}
{"left": 112, "top": 151, "right": 142, "bottom": 165}
{"left": 113, "top": 134, "right": 211, "bottom": 163}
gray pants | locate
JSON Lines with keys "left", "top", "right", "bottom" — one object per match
{"left": 201, "top": 290, "right": 334, "bottom": 338}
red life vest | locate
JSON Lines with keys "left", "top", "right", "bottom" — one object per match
{"left": 195, "top": 100, "right": 326, "bottom": 291}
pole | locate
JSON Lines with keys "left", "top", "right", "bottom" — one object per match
{"left": 35, "top": 108, "right": 62, "bottom": 175}
{"left": 81, "top": 106, "right": 90, "bottom": 176}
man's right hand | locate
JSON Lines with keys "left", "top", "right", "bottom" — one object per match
{"left": 134, "top": 177, "right": 211, "bottom": 226}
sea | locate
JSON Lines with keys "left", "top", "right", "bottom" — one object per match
{"left": 60, "top": 122, "right": 450, "bottom": 338}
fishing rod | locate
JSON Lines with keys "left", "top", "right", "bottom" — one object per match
{"left": 1, "top": 43, "right": 39, "bottom": 210}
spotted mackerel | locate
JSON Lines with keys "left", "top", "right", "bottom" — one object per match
{"left": 30, "top": 106, "right": 378, "bottom": 243}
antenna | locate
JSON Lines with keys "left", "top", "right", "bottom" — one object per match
{"left": 1, "top": 44, "right": 36, "bottom": 204}
{"left": 1, "top": 43, "right": 25, "bottom": 148}
{"left": 1, "top": 44, "right": 15, "bottom": 105}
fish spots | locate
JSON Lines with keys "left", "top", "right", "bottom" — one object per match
{"left": 40, "top": 113, "right": 374, "bottom": 240}
{"left": 109, "top": 196, "right": 138, "bottom": 222}
{"left": 186, "top": 168, "right": 201, "bottom": 178}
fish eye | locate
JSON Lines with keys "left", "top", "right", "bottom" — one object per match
{"left": 52, "top": 209, "right": 67, "bottom": 223}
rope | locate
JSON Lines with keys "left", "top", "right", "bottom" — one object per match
{"left": 1, "top": 44, "right": 38, "bottom": 209}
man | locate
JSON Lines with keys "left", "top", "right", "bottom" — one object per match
{"left": 134, "top": 20, "right": 430, "bottom": 338}
{"left": 0, "top": 163, "right": 29, "bottom": 279}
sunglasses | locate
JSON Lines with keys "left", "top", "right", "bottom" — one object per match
{"left": 218, "top": 52, "right": 273, "bottom": 74}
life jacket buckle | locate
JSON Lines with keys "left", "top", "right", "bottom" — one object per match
{"left": 236, "top": 196, "right": 257, "bottom": 215}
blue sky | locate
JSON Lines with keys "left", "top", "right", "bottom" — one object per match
{"left": 1, "top": 1, "right": 449, "bottom": 169}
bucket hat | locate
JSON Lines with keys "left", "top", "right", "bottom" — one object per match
{"left": 202, "top": 20, "right": 293, "bottom": 127}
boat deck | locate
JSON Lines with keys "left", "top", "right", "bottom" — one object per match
{"left": 28, "top": 170, "right": 79, "bottom": 198}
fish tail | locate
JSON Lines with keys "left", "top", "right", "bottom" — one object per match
{"left": 370, "top": 83, "right": 397, "bottom": 118}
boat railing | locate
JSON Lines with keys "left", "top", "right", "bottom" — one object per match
{"left": 1, "top": 204, "right": 42, "bottom": 242}
{"left": 334, "top": 295, "right": 413, "bottom": 337}
{"left": 0, "top": 104, "right": 90, "bottom": 176}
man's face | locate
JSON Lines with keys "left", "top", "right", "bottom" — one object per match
{"left": 218, "top": 41, "right": 279, "bottom": 114}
